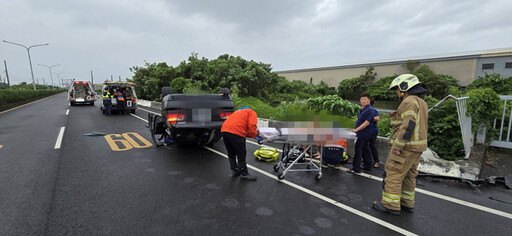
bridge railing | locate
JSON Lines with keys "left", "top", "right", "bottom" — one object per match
{"left": 490, "top": 95, "right": 512, "bottom": 149}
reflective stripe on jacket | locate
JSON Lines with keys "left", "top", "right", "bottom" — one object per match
{"left": 389, "top": 94, "right": 428, "bottom": 152}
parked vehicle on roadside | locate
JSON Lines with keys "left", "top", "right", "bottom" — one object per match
{"left": 100, "top": 82, "right": 137, "bottom": 114}
{"left": 68, "top": 80, "right": 96, "bottom": 106}
{"left": 148, "top": 87, "right": 234, "bottom": 146}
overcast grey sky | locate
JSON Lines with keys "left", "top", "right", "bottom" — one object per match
{"left": 1, "top": 0, "right": 511, "bottom": 86}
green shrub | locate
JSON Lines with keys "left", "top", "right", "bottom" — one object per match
{"left": 0, "top": 89, "right": 66, "bottom": 109}
{"left": 425, "top": 95, "right": 465, "bottom": 160}
{"left": 366, "top": 75, "right": 396, "bottom": 100}
{"left": 467, "top": 88, "right": 501, "bottom": 139}
{"left": 305, "top": 95, "right": 361, "bottom": 118}
{"left": 231, "top": 95, "right": 278, "bottom": 119}
{"left": 377, "top": 113, "right": 391, "bottom": 137}
{"left": 466, "top": 74, "right": 512, "bottom": 95}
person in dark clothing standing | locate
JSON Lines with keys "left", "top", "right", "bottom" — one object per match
{"left": 102, "top": 90, "right": 113, "bottom": 116}
{"left": 221, "top": 106, "right": 259, "bottom": 181}
{"left": 369, "top": 100, "right": 380, "bottom": 168}
{"left": 115, "top": 90, "right": 126, "bottom": 114}
{"left": 348, "top": 94, "right": 374, "bottom": 174}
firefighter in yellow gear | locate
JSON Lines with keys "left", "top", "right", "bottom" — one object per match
{"left": 373, "top": 74, "right": 429, "bottom": 216}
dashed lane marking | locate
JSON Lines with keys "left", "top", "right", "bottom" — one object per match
{"left": 130, "top": 113, "right": 148, "bottom": 122}
{"left": 137, "top": 107, "right": 160, "bottom": 115}
{"left": 203, "top": 146, "right": 417, "bottom": 236}
{"left": 54, "top": 127, "right": 65, "bottom": 149}
{"left": 130, "top": 110, "right": 512, "bottom": 220}
{"left": 66, "top": 109, "right": 69, "bottom": 115}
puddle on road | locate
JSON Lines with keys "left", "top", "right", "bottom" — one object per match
{"left": 298, "top": 225, "right": 316, "bottom": 235}
{"left": 222, "top": 197, "right": 240, "bottom": 208}
{"left": 255, "top": 207, "right": 273, "bottom": 216}
{"left": 205, "top": 183, "right": 220, "bottom": 189}
{"left": 314, "top": 217, "right": 333, "bottom": 228}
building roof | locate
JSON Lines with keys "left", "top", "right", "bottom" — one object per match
{"left": 276, "top": 47, "right": 512, "bottom": 73}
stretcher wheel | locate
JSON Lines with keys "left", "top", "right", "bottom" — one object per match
{"left": 315, "top": 173, "right": 322, "bottom": 181}
{"left": 278, "top": 173, "right": 285, "bottom": 180}
{"left": 273, "top": 165, "right": 280, "bottom": 172}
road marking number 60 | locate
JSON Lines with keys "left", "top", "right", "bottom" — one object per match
{"left": 105, "top": 132, "right": 152, "bottom": 151}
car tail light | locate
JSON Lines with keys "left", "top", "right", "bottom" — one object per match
{"left": 74, "top": 81, "right": 79, "bottom": 84}
{"left": 83, "top": 81, "right": 88, "bottom": 84}
{"left": 132, "top": 98, "right": 136, "bottom": 102}
{"left": 167, "top": 113, "right": 185, "bottom": 125}
{"left": 219, "top": 111, "right": 233, "bottom": 120}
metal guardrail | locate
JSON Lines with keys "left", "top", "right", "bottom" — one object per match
{"left": 429, "top": 95, "right": 472, "bottom": 159}
{"left": 491, "top": 95, "right": 512, "bottom": 149}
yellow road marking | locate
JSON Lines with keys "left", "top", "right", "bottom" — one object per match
{"left": 105, "top": 134, "right": 133, "bottom": 151}
{"left": 104, "top": 132, "right": 152, "bottom": 151}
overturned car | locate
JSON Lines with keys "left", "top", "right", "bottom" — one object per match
{"left": 148, "top": 87, "right": 234, "bottom": 146}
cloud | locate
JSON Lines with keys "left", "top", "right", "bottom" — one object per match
{"left": 1, "top": 0, "right": 511, "bottom": 85}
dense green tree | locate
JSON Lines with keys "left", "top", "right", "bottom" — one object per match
{"left": 414, "top": 65, "right": 459, "bottom": 99}
{"left": 337, "top": 66, "right": 377, "bottom": 99}
{"left": 466, "top": 74, "right": 512, "bottom": 95}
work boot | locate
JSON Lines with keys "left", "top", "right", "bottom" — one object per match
{"left": 240, "top": 171, "right": 257, "bottom": 181}
{"left": 372, "top": 201, "right": 400, "bottom": 216}
{"left": 401, "top": 205, "right": 414, "bottom": 213}
{"left": 231, "top": 169, "right": 240, "bottom": 177}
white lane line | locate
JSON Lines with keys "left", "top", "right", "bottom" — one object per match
{"left": 129, "top": 112, "right": 512, "bottom": 220}
{"left": 245, "top": 142, "right": 512, "bottom": 220}
{"left": 54, "top": 127, "right": 65, "bottom": 149}
{"left": 128, "top": 115, "right": 414, "bottom": 233}
{"left": 203, "top": 146, "right": 417, "bottom": 236}
{"left": 66, "top": 109, "right": 69, "bottom": 115}
{"left": 130, "top": 113, "right": 148, "bottom": 122}
{"left": 415, "top": 188, "right": 512, "bottom": 219}
{"left": 137, "top": 107, "right": 160, "bottom": 115}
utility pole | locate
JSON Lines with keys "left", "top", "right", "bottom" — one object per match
{"left": 90, "top": 70, "right": 94, "bottom": 85}
{"left": 118, "top": 75, "right": 121, "bottom": 82}
{"left": 111, "top": 75, "right": 113, "bottom": 81}
{"left": 4, "top": 60, "right": 11, "bottom": 89}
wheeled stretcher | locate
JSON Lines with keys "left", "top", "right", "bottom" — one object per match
{"left": 258, "top": 127, "right": 356, "bottom": 181}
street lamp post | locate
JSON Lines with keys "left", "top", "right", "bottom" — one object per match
{"left": 53, "top": 71, "right": 65, "bottom": 87}
{"left": 38, "top": 64, "right": 60, "bottom": 89}
{"left": 2, "top": 40, "right": 49, "bottom": 90}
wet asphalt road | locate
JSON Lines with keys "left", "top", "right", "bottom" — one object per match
{"left": 1, "top": 92, "right": 512, "bottom": 235}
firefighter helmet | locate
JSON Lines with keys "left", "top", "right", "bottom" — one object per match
{"left": 389, "top": 74, "right": 421, "bottom": 92}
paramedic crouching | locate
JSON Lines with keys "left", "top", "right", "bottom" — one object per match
{"left": 221, "top": 106, "right": 258, "bottom": 181}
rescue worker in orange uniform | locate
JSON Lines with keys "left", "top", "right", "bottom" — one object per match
{"left": 373, "top": 74, "right": 429, "bottom": 215}
{"left": 221, "top": 106, "right": 259, "bottom": 181}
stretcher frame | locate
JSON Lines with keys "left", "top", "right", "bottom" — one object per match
{"left": 259, "top": 136, "right": 324, "bottom": 181}
{"left": 257, "top": 127, "right": 356, "bottom": 181}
